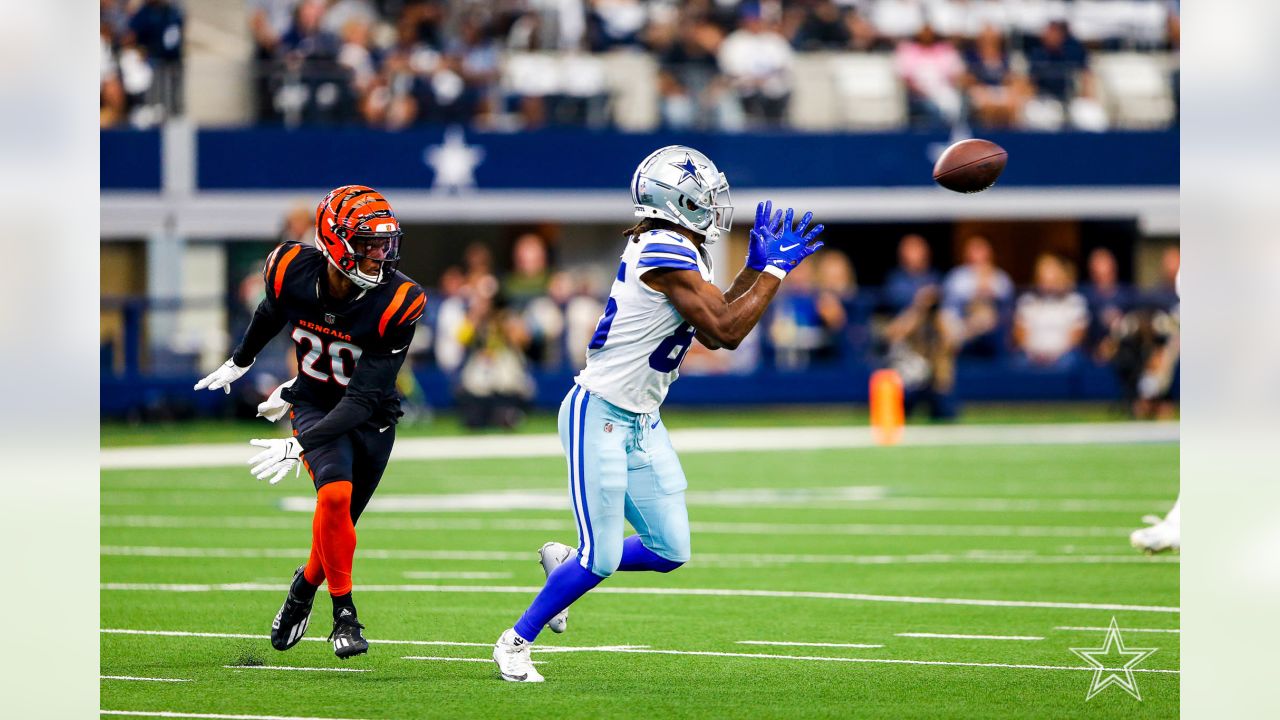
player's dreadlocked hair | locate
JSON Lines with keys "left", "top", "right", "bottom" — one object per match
{"left": 623, "top": 217, "right": 684, "bottom": 242}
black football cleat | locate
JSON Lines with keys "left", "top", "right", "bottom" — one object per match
{"left": 270, "top": 566, "right": 315, "bottom": 651}
{"left": 328, "top": 607, "right": 369, "bottom": 659}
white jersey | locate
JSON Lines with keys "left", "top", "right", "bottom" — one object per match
{"left": 575, "top": 229, "right": 714, "bottom": 414}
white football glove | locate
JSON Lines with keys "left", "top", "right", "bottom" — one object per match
{"left": 247, "top": 437, "right": 303, "bottom": 485}
{"left": 256, "top": 377, "right": 296, "bottom": 423}
{"left": 195, "top": 358, "right": 252, "bottom": 394}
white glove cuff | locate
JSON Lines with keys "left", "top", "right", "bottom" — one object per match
{"left": 763, "top": 265, "right": 787, "bottom": 280}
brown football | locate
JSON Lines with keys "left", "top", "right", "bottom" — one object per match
{"left": 932, "top": 139, "right": 1008, "bottom": 193}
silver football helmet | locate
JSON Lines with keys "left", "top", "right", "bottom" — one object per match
{"left": 630, "top": 145, "right": 733, "bottom": 244}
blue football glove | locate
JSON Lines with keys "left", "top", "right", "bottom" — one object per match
{"left": 747, "top": 200, "right": 783, "bottom": 272}
{"left": 761, "top": 207, "right": 824, "bottom": 278}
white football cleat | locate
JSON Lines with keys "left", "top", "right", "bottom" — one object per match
{"left": 539, "top": 541, "right": 576, "bottom": 633}
{"left": 493, "top": 628, "right": 544, "bottom": 683}
{"left": 1130, "top": 514, "right": 1180, "bottom": 554}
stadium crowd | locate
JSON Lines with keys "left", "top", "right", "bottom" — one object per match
{"left": 374, "top": 229, "right": 1179, "bottom": 425}
{"left": 101, "top": 0, "right": 1179, "bottom": 131}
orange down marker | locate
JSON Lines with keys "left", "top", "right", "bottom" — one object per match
{"left": 869, "top": 369, "right": 905, "bottom": 446}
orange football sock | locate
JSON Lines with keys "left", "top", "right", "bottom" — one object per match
{"left": 312, "top": 481, "right": 357, "bottom": 596}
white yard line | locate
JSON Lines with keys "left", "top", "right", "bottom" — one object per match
{"left": 102, "top": 707, "right": 371, "bottom": 712}
{"left": 402, "top": 656, "right": 545, "bottom": 664}
{"left": 102, "top": 628, "right": 492, "bottom": 648}
{"left": 737, "top": 640, "right": 884, "bottom": 649}
{"left": 1055, "top": 626, "right": 1180, "bottom": 634}
{"left": 896, "top": 632, "right": 1044, "bottom": 641}
{"left": 99, "top": 671, "right": 192, "bottom": 676}
{"left": 101, "top": 515, "right": 1136, "bottom": 538}
{"left": 99, "top": 584, "right": 1179, "bottom": 613}
{"left": 402, "top": 571, "right": 514, "bottom": 579}
{"left": 101, "top": 421, "right": 1178, "bottom": 469}
{"left": 554, "top": 647, "right": 1180, "bottom": 674}
{"left": 100, "top": 545, "right": 1176, "bottom": 566}
{"left": 222, "top": 666, "right": 369, "bottom": 673}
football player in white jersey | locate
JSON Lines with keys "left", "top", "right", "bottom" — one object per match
{"left": 493, "top": 145, "right": 825, "bottom": 682}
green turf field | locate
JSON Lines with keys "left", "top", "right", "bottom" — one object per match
{"left": 101, "top": 431, "right": 1178, "bottom": 718}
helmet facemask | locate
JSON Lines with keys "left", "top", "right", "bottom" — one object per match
{"left": 328, "top": 221, "right": 403, "bottom": 290}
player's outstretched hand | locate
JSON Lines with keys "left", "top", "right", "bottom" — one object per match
{"left": 247, "top": 437, "right": 303, "bottom": 485}
{"left": 194, "top": 358, "right": 252, "bottom": 394}
{"left": 257, "top": 377, "right": 296, "bottom": 423}
{"left": 747, "top": 200, "right": 784, "bottom": 271}
{"left": 760, "top": 207, "right": 824, "bottom": 278}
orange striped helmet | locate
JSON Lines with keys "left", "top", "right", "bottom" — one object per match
{"left": 314, "top": 185, "right": 403, "bottom": 289}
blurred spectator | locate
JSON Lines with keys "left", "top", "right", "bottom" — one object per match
{"left": 767, "top": 257, "right": 848, "bottom": 369}
{"left": 126, "top": 0, "right": 184, "bottom": 114}
{"left": 883, "top": 233, "right": 940, "bottom": 312}
{"left": 1110, "top": 300, "right": 1179, "bottom": 419}
{"left": 1147, "top": 246, "right": 1181, "bottom": 311}
{"left": 1012, "top": 254, "right": 1088, "bottom": 369}
{"left": 249, "top": 0, "right": 302, "bottom": 120}
{"left": 894, "top": 23, "right": 964, "bottom": 128}
{"left": 271, "top": 0, "right": 347, "bottom": 127}
{"left": 503, "top": 233, "right": 553, "bottom": 307}
{"left": 589, "top": 0, "right": 649, "bottom": 50}
{"left": 882, "top": 284, "right": 956, "bottom": 420}
{"left": 940, "top": 235, "right": 1013, "bottom": 358}
{"left": 1080, "top": 248, "right": 1132, "bottom": 359}
{"left": 1023, "top": 21, "right": 1107, "bottom": 131}
{"left": 433, "top": 266, "right": 469, "bottom": 373}
{"left": 455, "top": 293, "right": 535, "bottom": 429}
{"left": 792, "top": 1, "right": 851, "bottom": 50}
{"left": 962, "top": 25, "right": 1031, "bottom": 129}
{"left": 653, "top": 17, "right": 742, "bottom": 131}
{"left": 718, "top": 7, "right": 794, "bottom": 128}
{"left": 814, "top": 250, "right": 865, "bottom": 359}
{"left": 101, "top": 21, "right": 127, "bottom": 127}
{"left": 278, "top": 203, "right": 313, "bottom": 244}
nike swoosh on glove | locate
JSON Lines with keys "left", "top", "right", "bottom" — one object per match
{"left": 194, "top": 358, "right": 252, "bottom": 394}
{"left": 761, "top": 207, "right": 824, "bottom": 278}
{"left": 247, "top": 437, "right": 303, "bottom": 485}
{"left": 257, "top": 377, "right": 297, "bottom": 423}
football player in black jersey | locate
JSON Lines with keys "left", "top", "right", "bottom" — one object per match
{"left": 195, "top": 185, "right": 425, "bottom": 659}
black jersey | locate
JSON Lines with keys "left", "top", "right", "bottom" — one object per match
{"left": 232, "top": 242, "right": 425, "bottom": 450}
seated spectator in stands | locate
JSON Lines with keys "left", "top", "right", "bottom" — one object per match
{"left": 883, "top": 233, "right": 940, "bottom": 312}
{"left": 588, "top": 0, "right": 649, "bottom": 50}
{"left": 1146, "top": 246, "right": 1181, "bottom": 311}
{"left": 882, "top": 285, "right": 957, "bottom": 420}
{"left": 718, "top": 6, "right": 794, "bottom": 128}
{"left": 962, "top": 25, "right": 1031, "bottom": 129}
{"left": 815, "top": 250, "right": 863, "bottom": 360}
{"left": 1012, "top": 254, "right": 1088, "bottom": 369}
{"left": 447, "top": 15, "right": 501, "bottom": 124}
{"left": 655, "top": 17, "right": 743, "bottom": 131}
{"left": 1080, "top": 248, "right": 1132, "bottom": 360}
{"left": 767, "top": 259, "right": 846, "bottom": 369}
{"left": 503, "top": 233, "right": 552, "bottom": 307}
{"left": 125, "top": 0, "right": 185, "bottom": 113}
{"left": 792, "top": 0, "right": 851, "bottom": 50}
{"left": 1023, "top": 20, "right": 1107, "bottom": 131}
{"left": 271, "top": 0, "right": 348, "bottom": 125}
{"left": 456, "top": 293, "right": 534, "bottom": 430}
{"left": 941, "top": 235, "right": 1013, "bottom": 357}
{"left": 337, "top": 18, "right": 379, "bottom": 98}
{"left": 894, "top": 23, "right": 965, "bottom": 128}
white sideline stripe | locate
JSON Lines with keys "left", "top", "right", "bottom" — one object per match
{"left": 101, "top": 546, "right": 530, "bottom": 561}
{"left": 99, "top": 584, "right": 1179, "bottom": 613}
{"left": 98, "top": 671, "right": 189, "bottom": 676}
{"left": 101, "top": 628, "right": 608, "bottom": 651}
{"left": 896, "top": 632, "right": 1044, "bottom": 641}
{"left": 402, "top": 656, "right": 546, "bottom": 664}
{"left": 563, "top": 647, "right": 1180, "bottom": 674}
{"left": 222, "top": 665, "right": 368, "bottom": 673}
{"left": 100, "top": 421, "right": 1178, "bottom": 469}
{"left": 100, "top": 515, "right": 1136, "bottom": 538}
{"left": 738, "top": 641, "right": 884, "bottom": 649}
{"left": 1056, "top": 626, "right": 1180, "bottom": 634}
{"left": 402, "top": 571, "right": 513, "bottom": 579}
{"left": 100, "top": 545, "right": 1176, "bottom": 566}
{"left": 101, "top": 707, "right": 371, "bottom": 712}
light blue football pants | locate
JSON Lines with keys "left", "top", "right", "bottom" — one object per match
{"left": 558, "top": 384, "right": 692, "bottom": 578}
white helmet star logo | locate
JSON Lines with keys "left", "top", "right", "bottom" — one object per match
{"left": 1069, "top": 617, "right": 1159, "bottom": 701}
{"left": 423, "top": 126, "right": 484, "bottom": 193}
